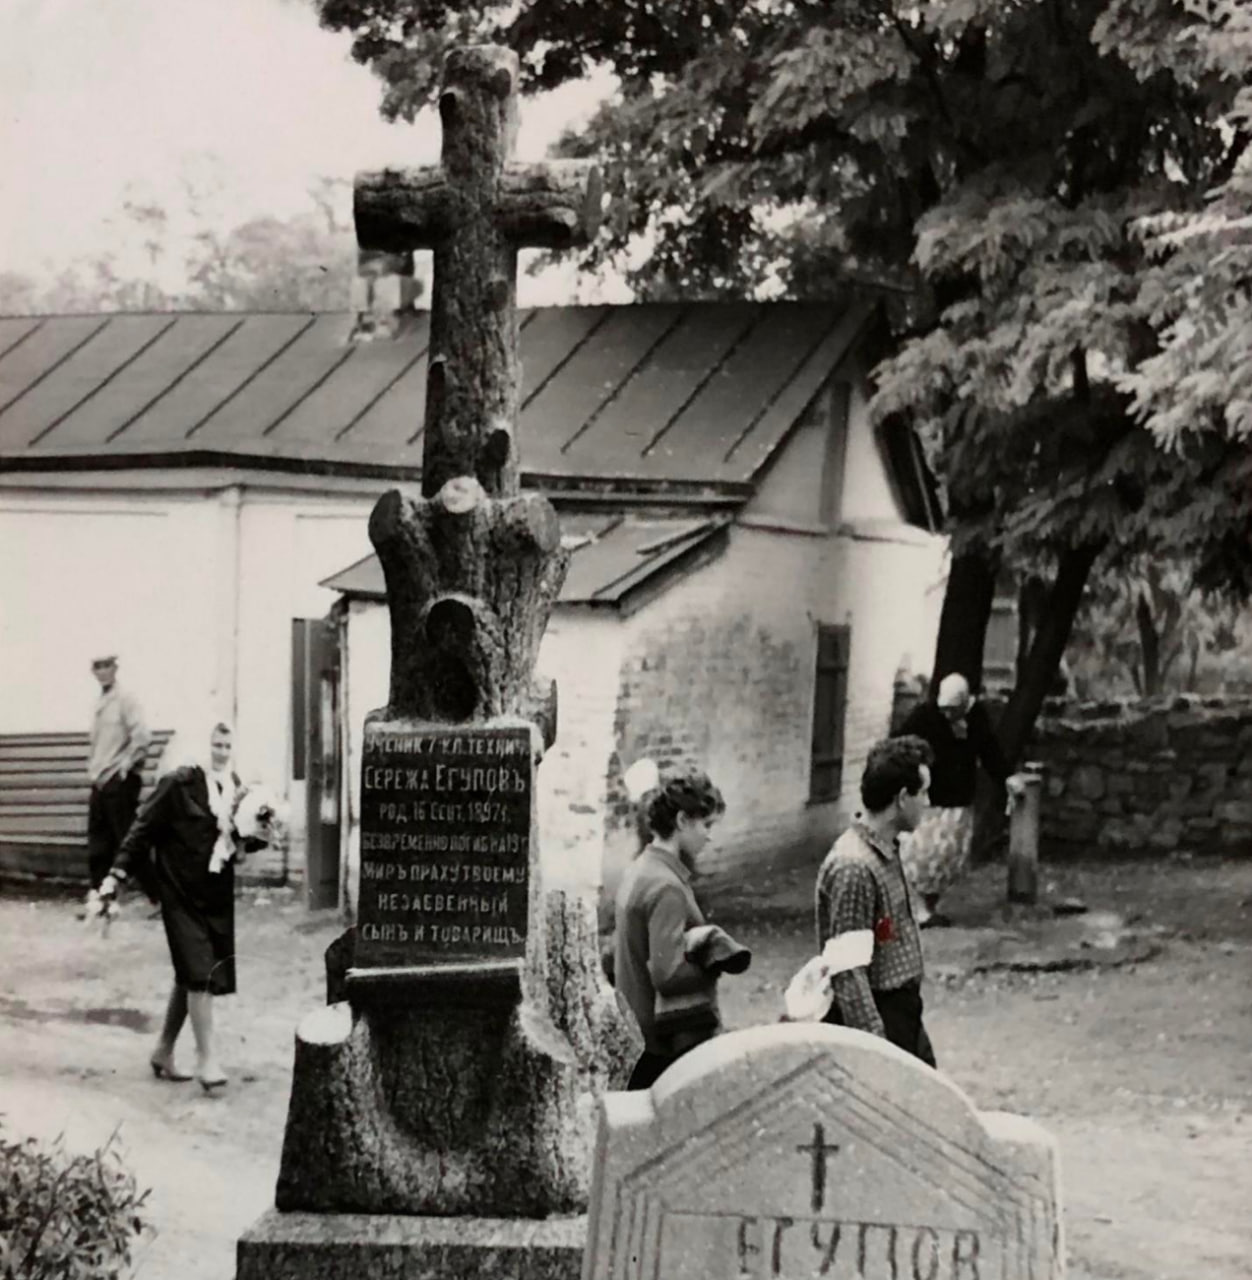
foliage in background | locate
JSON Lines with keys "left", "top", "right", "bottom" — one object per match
{"left": 0, "top": 177, "right": 364, "bottom": 315}
{"left": 0, "top": 1121, "right": 149, "bottom": 1280}
{"left": 1067, "top": 558, "right": 1252, "bottom": 698}
{"left": 1122, "top": 0, "right": 1252, "bottom": 450}
{"left": 317, "top": 0, "right": 1252, "bottom": 762}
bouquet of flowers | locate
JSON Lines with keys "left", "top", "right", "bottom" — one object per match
{"left": 207, "top": 783, "right": 288, "bottom": 874}
{"left": 232, "top": 784, "right": 288, "bottom": 849}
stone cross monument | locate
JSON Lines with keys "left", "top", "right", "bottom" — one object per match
{"left": 237, "top": 44, "right": 635, "bottom": 1280}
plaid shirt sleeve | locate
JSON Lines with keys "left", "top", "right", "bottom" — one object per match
{"left": 821, "top": 861, "right": 886, "bottom": 1039}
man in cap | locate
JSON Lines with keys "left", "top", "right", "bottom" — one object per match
{"left": 85, "top": 654, "right": 151, "bottom": 912}
{"left": 894, "top": 672, "right": 1022, "bottom": 926}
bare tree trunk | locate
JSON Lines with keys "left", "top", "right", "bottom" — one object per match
{"left": 998, "top": 543, "right": 1104, "bottom": 763}
{"left": 971, "top": 543, "right": 1104, "bottom": 863}
{"left": 1136, "top": 591, "right": 1161, "bottom": 696}
{"left": 1186, "top": 635, "right": 1201, "bottom": 691}
{"left": 1015, "top": 576, "right": 1048, "bottom": 687}
{"left": 930, "top": 547, "right": 1000, "bottom": 694}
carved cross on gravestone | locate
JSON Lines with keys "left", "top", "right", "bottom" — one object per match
{"left": 797, "top": 1121, "right": 840, "bottom": 1213}
{"left": 353, "top": 45, "right": 602, "bottom": 728}
{"left": 356, "top": 43, "right": 601, "bottom": 501}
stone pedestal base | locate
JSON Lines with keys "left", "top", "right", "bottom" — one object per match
{"left": 236, "top": 1210, "right": 585, "bottom": 1280}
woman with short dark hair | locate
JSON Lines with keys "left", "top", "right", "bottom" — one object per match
{"left": 613, "top": 765, "right": 750, "bottom": 1090}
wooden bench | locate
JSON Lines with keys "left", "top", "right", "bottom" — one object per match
{"left": 0, "top": 731, "right": 173, "bottom": 884}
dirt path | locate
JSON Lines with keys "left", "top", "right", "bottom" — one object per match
{"left": 1, "top": 860, "right": 1248, "bottom": 1280}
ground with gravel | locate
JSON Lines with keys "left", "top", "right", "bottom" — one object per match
{"left": 0, "top": 856, "right": 1248, "bottom": 1280}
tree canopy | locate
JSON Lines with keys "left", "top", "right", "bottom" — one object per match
{"left": 322, "top": 0, "right": 1251, "bottom": 751}
{"left": 1121, "top": 0, "right": 1252, "bottom": 450}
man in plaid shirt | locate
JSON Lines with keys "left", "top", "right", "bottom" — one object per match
{"left": 815, "top": 735, "right": 937, "bottom": 1066}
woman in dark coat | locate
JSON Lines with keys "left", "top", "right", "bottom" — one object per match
{"left": 99, "top": 722, "right": 245, "bottom": 1092}
{"left": 894, "top": 674, "right": 1021, "bottom": 926}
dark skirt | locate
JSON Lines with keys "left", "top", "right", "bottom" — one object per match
{"left": 626, "top": 1023, "right": 718, "bottom": 1091}
{"left": 156, "top": 856, "right": 236, "bottom": 996}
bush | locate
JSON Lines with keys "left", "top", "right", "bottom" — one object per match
{"left": 0, "top": 1120, "right": 149, "bottom": 1279}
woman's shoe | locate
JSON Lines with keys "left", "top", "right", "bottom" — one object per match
{"left": 150, "top": 1058, "right": 192, "bottom": 1082}
{"left": 197, "top": 1075, "right": 229, "bottom": 1095}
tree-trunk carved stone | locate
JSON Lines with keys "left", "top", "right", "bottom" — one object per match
{"left": 263, "top": 44, "right": 637, "bottom": 1234}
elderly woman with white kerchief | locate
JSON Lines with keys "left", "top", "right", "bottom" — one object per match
{"left": 894, "top": 673, "right": 1025, "bottom": 926}
{"left": 99, "top": 721, "right": 279, "bottom": 1093}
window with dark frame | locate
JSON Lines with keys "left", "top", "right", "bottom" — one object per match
{"left": 810, "top": 624, "right": 851, "bottom": 803}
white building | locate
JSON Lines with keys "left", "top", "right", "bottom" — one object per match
{"left": 0, "top": 297, "right": 945, "bottom": 904}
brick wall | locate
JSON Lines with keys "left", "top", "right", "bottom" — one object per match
{"left": 602, "top": 521, "right": 945, "bottom": 894}
{"left": 1029, "top": 697, "right": 1252, "bottom": 858}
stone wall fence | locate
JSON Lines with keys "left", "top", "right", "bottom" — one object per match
{"left": 1027, "top": 696, "right": 1252, "bottom": 858}
{"left": 890, "top": 677, "right": 1252, "bottom": 859}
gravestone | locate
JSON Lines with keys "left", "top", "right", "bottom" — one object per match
{"left": 584, "top": 1024, "right": 1064, "bottom": 1280}
{"left": 237, "top": 43, "right": 636, "bottom": 1280}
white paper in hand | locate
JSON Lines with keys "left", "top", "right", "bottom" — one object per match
{"left": 782, "top": 930, "right": 875, "bottom": 1022}
{"left": 822, "top": 929, "right": 874, "bottom": 974}
{"left": 783, "top": 954, "right": 833, "bottom": 1022}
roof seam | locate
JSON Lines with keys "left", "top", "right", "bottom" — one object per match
{"left": 559, "top": 307, "right": 689, "bottom": 456}
{"left": 184, "top": 315, "right": 317, "bottom": 439}
{"left": 261, "top": 342, "right": 358, "bottom": 437}
{"left": 0, "top": 318, "right": 111, "bottom": 420}
{"left": 0, "top": 319, "right": 44, "bottom": 364}
{"left": 519, "top": 307, "right": 610, "bottom": 414}
{"left": 28, "top": 317, "right": 180, "bottom": 447}
{"left": 337, "top": 343, "right": 429, "bottom": 442}
{"left": 721, "top": 309, "right": 847, "bottom": 464}
{"left": 106, "top": 317, "right": 246, "bottom": 443}
{"left": 641, "top": 310, "right": 762, "bottom": 458}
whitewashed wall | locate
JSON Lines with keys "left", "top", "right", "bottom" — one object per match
{"left": 0, "top": 489, "right": 219, "bottom": 739}
{"left": 534, "top": 609, "right": 625, "bottom": 894}
{"left": 840, "top": 374, "right": 901, "bottom": 522}
{"left": 338, "top": 597, "right": 391, "bottom": 917}
{"left": 0, "top": 479, "right": 377, "bottom": 794}
{"left": 233, "top": 494, "right": 375, "bottom": 788}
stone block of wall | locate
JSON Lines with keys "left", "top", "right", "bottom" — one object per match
{"left": 1029, "top": 697, "right": 1252, "bottom": 859}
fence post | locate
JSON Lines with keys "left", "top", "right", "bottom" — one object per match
{"left": 1007, "top": 763, "right": 1045, "bottom": 904}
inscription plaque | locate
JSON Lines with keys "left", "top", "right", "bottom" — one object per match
{"left": 355, "top": 724, "right": 531, "bottom": 967}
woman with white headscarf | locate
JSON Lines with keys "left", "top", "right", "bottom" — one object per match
{"left": 894, "top": 674, "right": 1023, "bottom": 926}
{"left": 99, "top": 721, "right": 251, "bottom": 1092}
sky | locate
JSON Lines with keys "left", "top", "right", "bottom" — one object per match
{"left": 1, "top": 0, "right": 624, "bottom": 303}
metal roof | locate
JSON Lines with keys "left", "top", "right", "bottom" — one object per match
{"left": 321, "top": 514, "right": 729, "bottom": 610}
{"left": 0, "top": 300, "right": 869, "bottom": 488}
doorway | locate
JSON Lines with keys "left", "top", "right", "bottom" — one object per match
{"left": 292, "top": 617, "right": 341, "bottom": 909}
